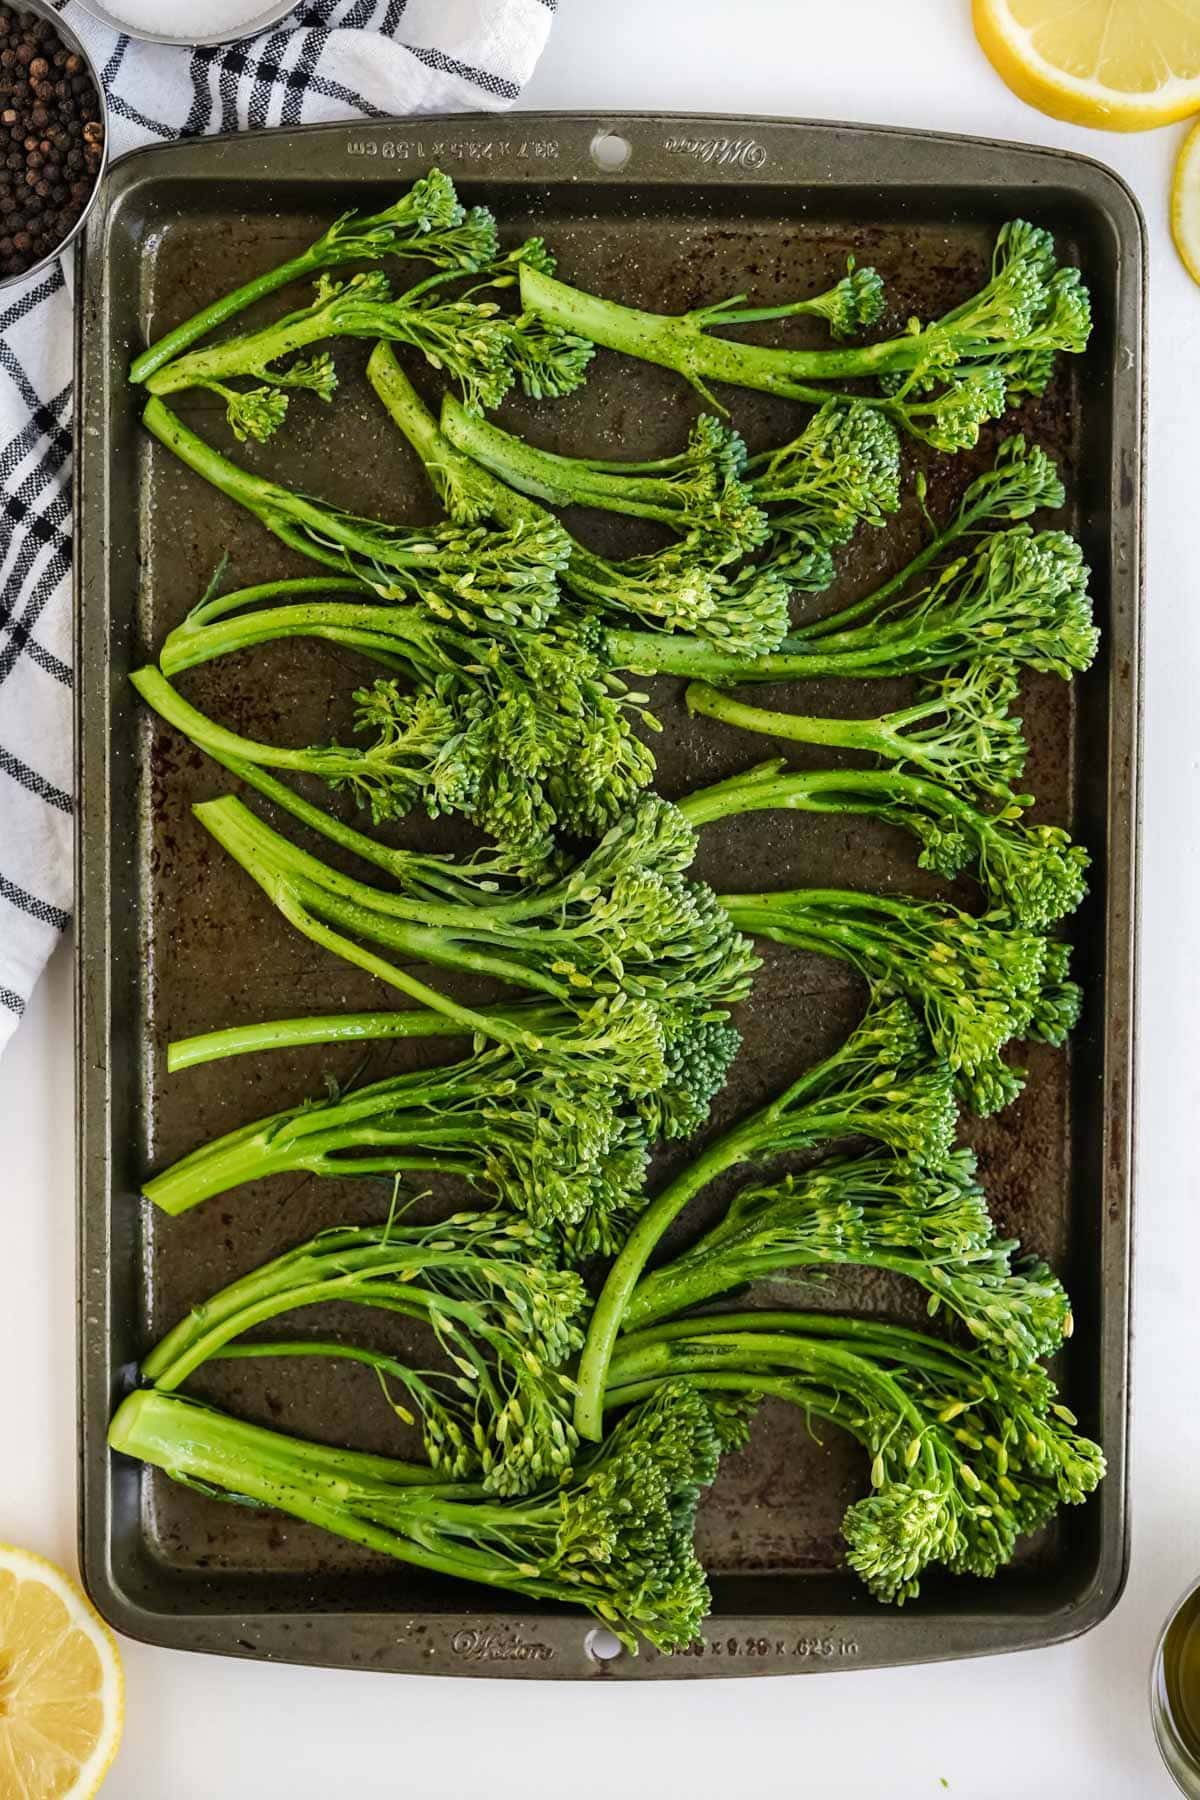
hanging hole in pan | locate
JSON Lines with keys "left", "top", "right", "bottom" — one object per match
{"left": 584, "top": 1626, "right": 625, "bottom": 1664}
{"left": 590, "top": 131, "right": 632, "bottom": 173}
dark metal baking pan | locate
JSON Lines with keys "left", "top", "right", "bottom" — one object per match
{"left": 75, "top": 113, "right": 1143, "bottom": 1678}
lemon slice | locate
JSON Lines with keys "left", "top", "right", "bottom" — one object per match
{"left": 0, "top": 1546, "right": 124, "bottom": 1799}
{"left": 1173, "top": 118, "right": 1200, "bottom": 283}
{"left": 974, "top": 0, "right": 1200, "bottom": 131}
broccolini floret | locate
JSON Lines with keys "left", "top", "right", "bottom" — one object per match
{"left": 109, "top": 1381, "right": 724, "bottom": 1651}
{"left": 719, "top": 886, "right": 1078, "bottom": 1113}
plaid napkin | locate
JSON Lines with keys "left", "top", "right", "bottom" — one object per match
{"left": 0, "top": 0, "right": 556, "bottom": 1053}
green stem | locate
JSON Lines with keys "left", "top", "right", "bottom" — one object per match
{"left": 608, "top": 624, "right": 947, "bottom": 685}
{"left": 110, "top": 1386, "right": 442, "bottom": 1485}
{"left": 680, "top": 762, "right": 999, "bottom": 836}
{"left": 366, "top": 344, "right": 531, "bottom": 528}
{"left": 685, "top": 683, "right": 900, "bottom": 758}
{"left": 159, "top": 602, "right": 421, "bottom": 677}
{"left": 142, "top": 398, "right": 443, "bottom": 586}
{"left": 519, "top": 265, "right": 913, "bottom": 396}
{"left": 129, "top": 250, "right": 326, "bottom": 386}
{"left": 132, "top": 664, "right": 326, "bottom": 775}
{"left": 440, "top": 395, "right": 695, "bottom": 525}
{"left": 195, "top": 796, "right": 572, "bottom": 1002}
{"left": 189, "top": 576, "right": 369, "bottom": 630}
{"left": 146, "top": 1268, "right": 457, "bottom": 1391}
{"left": 107, "top": 1391, "right": 569, "bottom": 1594}
{"left": 166, "top": 1002, "right": 555, "bottom": 1073}
{"left": 147, "top": 307, "right": 339, "bottom": 396}
{"left": 185, "top": 751, "right": 424, "bottom": 885}
{"left": 572, "top": 1115, "right": 768, "bottom": 1442}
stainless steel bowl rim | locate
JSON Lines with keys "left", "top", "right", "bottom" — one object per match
{"left": 0, "top": 0, "right": 110, "bottom": 295}
{"left": 66, "top": 0, "right": 299, "bottom": 48}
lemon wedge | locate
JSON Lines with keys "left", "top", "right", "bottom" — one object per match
{"left": 1173, "top": 118, "right": 1200, "bottom": 283}
{"left": 974, "top": 0, "right": 1200, "bottom": 131}
{"left": 0, "top": 1546, "right": 124, "bottom": 1799}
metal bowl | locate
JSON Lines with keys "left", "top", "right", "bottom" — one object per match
{"left": 68, "top": 0, "right": 299, "bottom": 48}
{"left": 0, "top": 0, "right": 110, "bottom": 293}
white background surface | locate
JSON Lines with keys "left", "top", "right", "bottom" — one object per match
{"left": 2, "top": 1, "right": 1197, "bottom": 1794}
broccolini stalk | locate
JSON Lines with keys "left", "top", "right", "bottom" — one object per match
{"left": 140, "top": 1212, "right": 585, "bottom": 1495}
{"left": 169, "top": 741, "right": 543, "bottom": 903}
{"left": 624, "top": 1148, "right": 1073, "bottom": 1367}
{"left": 685, "top": 256, "right": 886, "bottom": 342}
{"left": 183, "top": 792, "right": 752, "bottom": 1156}
{"left": 109, "top": 1381, "right": 723, "bottom": 1651}
{"left": 166, "top": 1002, "right": 742, "bottom": 1162}
{"left": 190, "top": 788, "right": 757, "bottom": 1019}
{"left": 146, "top": 253, "right": 593, "bottom": 442}
{"left": 608, "top": 526, "right": 1098, "bottom": 686}
{"left": 440, "top": 399, "right": 769, "bottom": 554}
{"left": 573, "top": 997, "right": 957, "bottom": 1439}
{"left": 137, "top": 597, "right": 658, "bottom": 866}
{"left": 679, "top": 759, "right": 1089, "bottom": 928}
{"left": 720, "top": 887, "right": 1080, "bottom": 1114}
{"left": 686, "top": 662, "right": 1028, "bottom": 801}
{"left": 439, "top": 395, "right": 902, "bottom": 583}
{"left": 788, "top": 434, "right": 1065, "bottom": 643}
{"left": 129, "top": 169, "right": 492, "bottom": 384}
{"left": 141, "top": 1044, "right": 649, "bottom": 1251}
{"left": 521, "top": 223, "right": 1090, "bottom": 449}
{"left": 165, "top": 1000, "right": 546, "bottom": 1072}
{"left": 369, "top": 345, "right": 791, "bottom": 654}
{"left": 603, "top": 1313, "right": 1104, "bottom": 1604}
{"left": 142, "top": 398, "right": 569, "bottom": 628}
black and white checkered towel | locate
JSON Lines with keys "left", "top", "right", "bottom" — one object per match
{"left": 0, "top": 0, "right": 556, "bottom": 1053}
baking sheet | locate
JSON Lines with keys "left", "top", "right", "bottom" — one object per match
{"left": 75, "top": 114, "right": 1142, "bottom": 1677}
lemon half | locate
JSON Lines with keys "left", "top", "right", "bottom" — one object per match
{"left": 0, "top": 1546, "right": 124, "bottom": 1799}
{"left": 974, "top": 0, "right": 1200, "bottom": 131}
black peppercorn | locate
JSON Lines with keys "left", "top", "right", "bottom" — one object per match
{"left": 0, "top": 2, "right": 102, "bottom": 279}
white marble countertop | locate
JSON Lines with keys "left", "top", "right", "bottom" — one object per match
{"left": 4, "top": 1, "right": 1197, "bottom": 1792}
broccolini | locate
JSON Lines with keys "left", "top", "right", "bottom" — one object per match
{"left": 129, "top": 168, "right": 494, "bottom": 384}
{"left": 679, "top": 759, "right": 1089, "bottom": 928}
{"left": 109, "top": 1381, "right": 726, "bottom": 1651}
{"left": 686, "top": 661, "right": 1028, "bottom": 801}
{"left": 624, "top": 1148, "right": 1073, "bottom": 1368}
{"left": 604, "top": 1314, "right": 1104, "bottom": 1604}
{"left": 574, "top": 997, "right": 957, "bottom": 1440}
{"left": 719, "top": 887, "right": 1079, "bottom": 1113}
{"left": 520, "top": 221, "right": 1091, "bottom": 450}
{"left": 139, "top": 1211, "right": 586, "bottom": 1495}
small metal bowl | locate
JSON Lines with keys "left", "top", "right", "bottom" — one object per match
{"left": 68, "top": 0, "right": 299, "bottom": 48}
{"left": 0, "top": 0, "right": 110, "bottom": 293}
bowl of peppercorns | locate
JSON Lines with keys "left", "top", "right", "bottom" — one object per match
{"left": 0, "top": 0, "right": 106, "bottom": 288}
